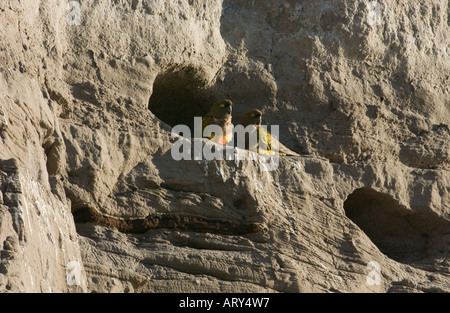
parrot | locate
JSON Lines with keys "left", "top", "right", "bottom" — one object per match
{"left": 202, "top": 99, "right": 233, "bottom": 144}
{"left": 241, "top": 109, "right": 300, "bottom": 156}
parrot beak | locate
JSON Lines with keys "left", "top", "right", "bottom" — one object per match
{"left": 225, "top": 103, "right": 232, "bottom": 115}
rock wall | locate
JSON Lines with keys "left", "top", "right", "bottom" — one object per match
{"left": 0, "top": 0, "right": 448, "bottom": 292}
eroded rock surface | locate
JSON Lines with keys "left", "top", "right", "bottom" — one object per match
{"left": 0, "top": 0, "right": 449, "bottom": 292}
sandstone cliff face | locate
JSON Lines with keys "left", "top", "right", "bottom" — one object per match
{"left": 0, "top": 0, "right": 449, "bottom": 293}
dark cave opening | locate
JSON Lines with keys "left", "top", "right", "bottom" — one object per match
{"left": 148, "top": 67, "right": 209, "bottom": 130}
{"left": 343, "top": 188, "right": 436, "bottom": 264}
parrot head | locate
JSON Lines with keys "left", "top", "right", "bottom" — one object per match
{"left": 241, "top": 109, "right": 263, "bottom": 127}
{"left": 209, "top": 99, "right": 232, "bottom": 119}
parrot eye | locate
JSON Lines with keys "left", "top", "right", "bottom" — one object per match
{"left": 220, "top": 104, "right": 225, "bottom": 107}
{"left": 251, "top": 114, "right": 255, "bottom": 117}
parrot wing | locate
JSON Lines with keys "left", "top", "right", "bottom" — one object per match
{"left": 257, "top": 127, "right": 300, "bottom": 156}
{"left": 202, "top": 115, "right": 215, "bottom": 140}
{"left": 256, "top": 126, "right": 277, "bottom": 156}
{"left": 202, "top": 115, "right": 213, "bottom": 131}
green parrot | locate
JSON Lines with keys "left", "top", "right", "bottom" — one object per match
{"left": 202, "top": 99, "right": 233, "bottom": 144}
{"left": 241, "top": 109, "right": 300, "bottom": 156}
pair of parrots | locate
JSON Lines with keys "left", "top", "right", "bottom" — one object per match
{"left": 201, "top": 99, "right": 300, "bottom": 156}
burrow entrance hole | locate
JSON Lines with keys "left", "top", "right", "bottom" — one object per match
{"left": 344, "top": 187, "right": 450, "bottom": 264}
{"left": 148, "top": 67, "right": 211, "bottom": 130}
